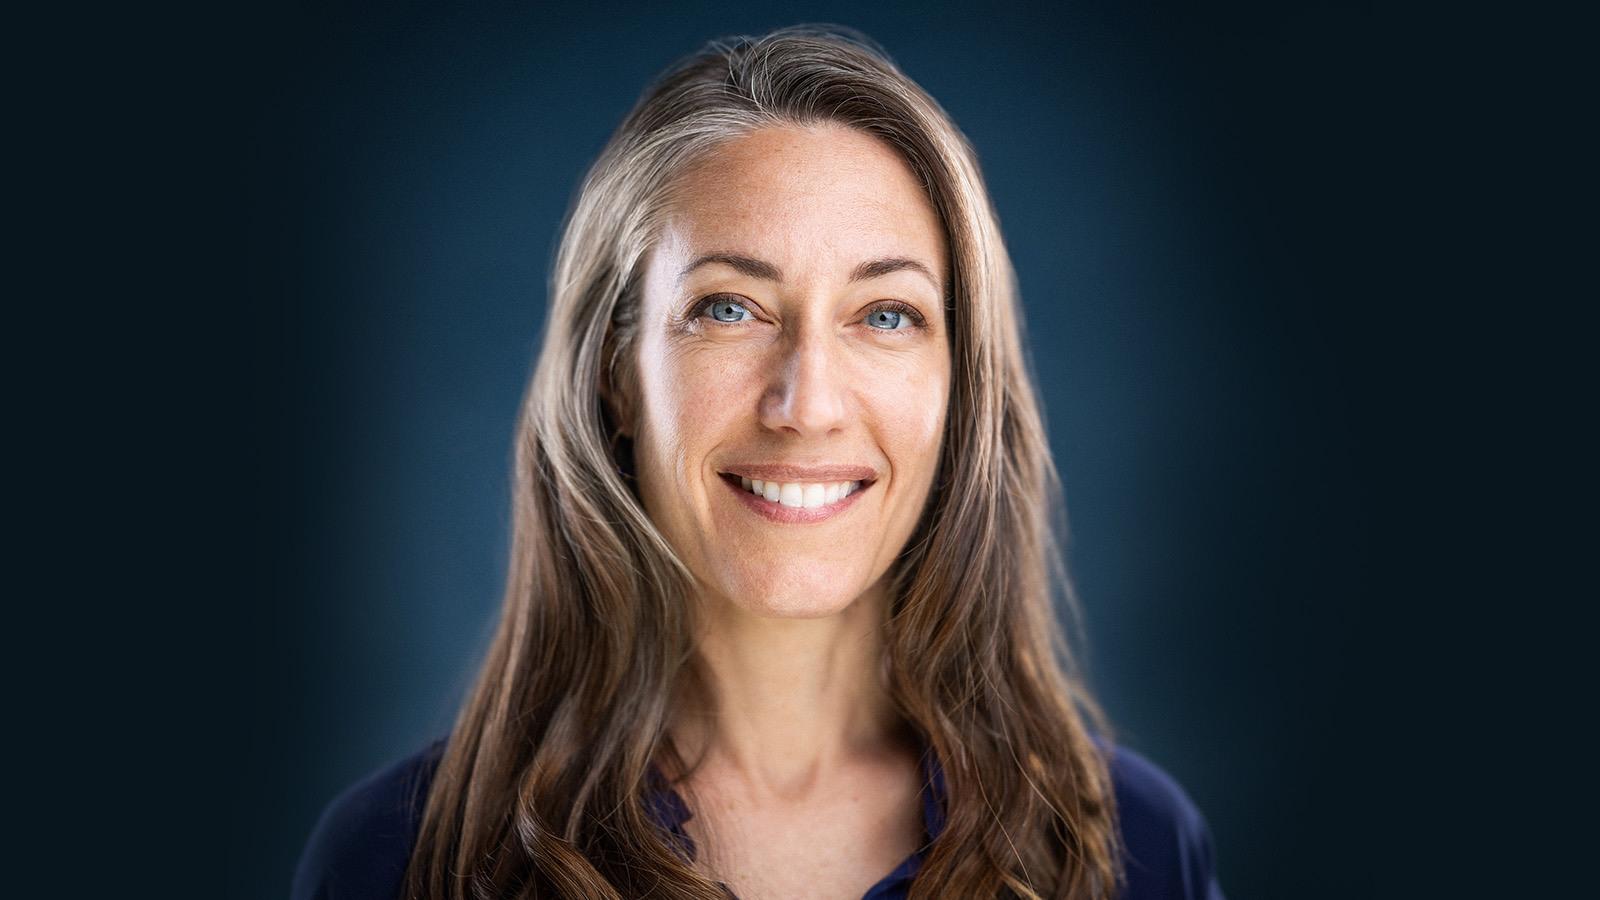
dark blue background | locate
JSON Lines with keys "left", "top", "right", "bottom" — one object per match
{"left": 232, "top": 3, "right": 1388, "bottom": 897}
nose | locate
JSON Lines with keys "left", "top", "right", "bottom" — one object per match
{"left": 758, "top": 326, "right": 848, "bottom": 437}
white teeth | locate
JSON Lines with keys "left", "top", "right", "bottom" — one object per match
{"left": 734, "top": 476, "right": 864, "bottom": 508}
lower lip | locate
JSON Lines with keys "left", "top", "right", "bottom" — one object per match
{"left": 719, "top": 473, "right": 872, "bottom": 524}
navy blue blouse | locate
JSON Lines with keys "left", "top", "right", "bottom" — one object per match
{"left": 293, "top": 734, "right": 1224, "bottom": 899}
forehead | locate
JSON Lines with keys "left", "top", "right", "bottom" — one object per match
{"left": 655, "top": 124, "right": 947, "bottom": 282}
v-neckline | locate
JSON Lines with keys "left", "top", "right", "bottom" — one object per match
{"left": 642, "top": 737, "right": 948, "bottom": 899}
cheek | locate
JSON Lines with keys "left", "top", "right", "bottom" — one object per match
{"left": 636, "top": 342, "right": 751, "bottom": 474}
{"left": 865, "top": 355, "right": 950, "bottom": 474}
{"left": 664, "top": 357, "right": 737, "bottom": 426}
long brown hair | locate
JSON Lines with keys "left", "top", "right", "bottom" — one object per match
{"left": 402, "top": 24, "right": 1125, "bottom": 899}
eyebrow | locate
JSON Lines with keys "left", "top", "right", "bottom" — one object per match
{"left": 678, "top": 252, "right": 941, "bottom": 293}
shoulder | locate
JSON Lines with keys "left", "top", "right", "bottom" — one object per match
{"left": 1092, "top": 736, "right": 1226, "bottom": 900}
{"left": 291, "top": 737, "right": 449, "bottom": 900}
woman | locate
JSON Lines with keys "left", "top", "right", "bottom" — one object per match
{"left": 294, "top": 24, "right": 1224, "bottom": 900}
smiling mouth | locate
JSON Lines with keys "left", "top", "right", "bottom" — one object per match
{"left": 717, "top": 472, "right": 875, "bottom": 511}
{"left": 720, "top": 470, "right": 870, "bottom": 506}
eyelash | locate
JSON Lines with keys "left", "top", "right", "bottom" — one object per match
{"left": 688, "top": 294, "right": 929, "bottom": 333}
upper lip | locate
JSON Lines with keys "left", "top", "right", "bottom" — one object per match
{"left": 718, "top": 463, "right": 879, "bottom": 483}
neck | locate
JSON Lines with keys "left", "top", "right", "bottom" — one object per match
{"left": 667, "top": 580, "right": 914, "bottom": 798}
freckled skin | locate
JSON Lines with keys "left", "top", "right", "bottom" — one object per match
{"left": 631, "top": 123, "right": 951, "bottom": 619}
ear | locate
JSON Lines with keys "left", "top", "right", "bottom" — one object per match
{"left": 599, "top": 356, "right": 637, "bottom": 440}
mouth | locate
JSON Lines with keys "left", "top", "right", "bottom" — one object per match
{"left": 716, "top": 471, "right": 876, "bottom": 524}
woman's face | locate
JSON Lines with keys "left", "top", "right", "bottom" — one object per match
{"left": 628, "top": 123, "right": 951, "bottom": 618}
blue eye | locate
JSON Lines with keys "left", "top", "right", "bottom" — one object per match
{"left": 865, "top": 308, "right": 904, "bottom": 330}
{"left": 864, "top": 302, "right": 923, "bottom": 331}
{"left": 704, "top": 297, "right": 752, "bottom": 323}
{"left": 693, "top": 296, "right": 924, "bottom": 332}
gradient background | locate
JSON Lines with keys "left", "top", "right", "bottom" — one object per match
{"left": 235, "top": 3, "right": 1387, "bottom": 897}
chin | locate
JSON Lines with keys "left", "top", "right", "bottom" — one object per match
{"left": 715, "top": 568, "right": 867, "bottom": 619}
